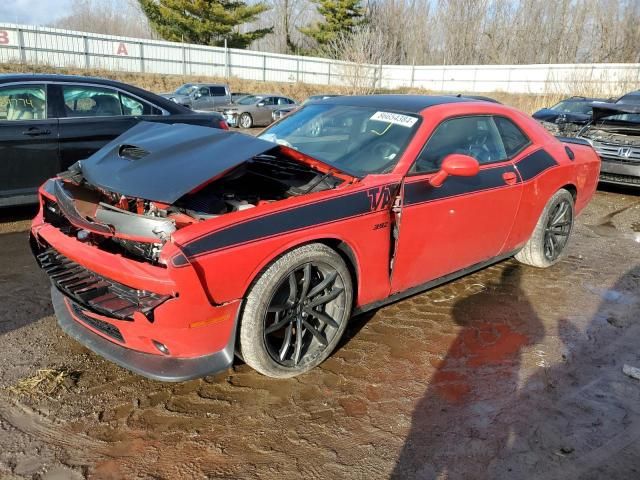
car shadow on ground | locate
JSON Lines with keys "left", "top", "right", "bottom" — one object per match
{"left": 391, "top": 264, "right": 640, "bottom": 479}
{"left": 597, "top": 182, "right": 640, "bottom": 196}
{"left": 0, "top": 229, "right": 51, "bottom": 336}
{"left": 0, "top": 204, "right": 38, "bottom": 223}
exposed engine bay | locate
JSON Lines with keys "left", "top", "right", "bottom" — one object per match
{"left": 47, "top": 150, "right": 344, "bottom": 265}
{"left": 580, "top": 126, "right": 640, "bottom": 146}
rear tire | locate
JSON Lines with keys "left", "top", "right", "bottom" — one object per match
{"left": 239, "top": 244, "right": 353, "bottom": 378}
{"left": 239, "top": 112, "right": 253, "bottom": 129}
{"left": 515, "top": 188, "right": 575, "bottom": 268}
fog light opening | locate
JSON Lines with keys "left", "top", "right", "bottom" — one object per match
{"left": 152, "top": 340, "right": 170, "bottom": 355}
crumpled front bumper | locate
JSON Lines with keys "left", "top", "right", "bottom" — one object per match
{"left": 599, "top": 159, "right": 640, "bottom": 187}
{"left": 53, "top": 287, "right": 238, "bottom": 381}
{"left": 31, "top": 198, "right": 243, "bottom": 381}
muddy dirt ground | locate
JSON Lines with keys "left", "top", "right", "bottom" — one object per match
{"left": 0, "top": 186, "right": 639, "bottom": 480}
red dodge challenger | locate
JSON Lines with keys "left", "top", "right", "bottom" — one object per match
{"left": 30, "top": 95, "right": 600, "bottom": 380}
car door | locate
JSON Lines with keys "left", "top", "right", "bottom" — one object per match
{"left": 390, "top": 115, "right": 525, "bottom": 293}
{"left": 209, "top": 86, "right": 229, "bottom": 108}
{"left": 0, "top": 83, "right": 60, "bottom": 203}
{"left": 255, "top": 97, "right": 277, "bottom": 125}
{"left": 192, "top": 86, "right": 212, "bottom": 111}
{"left": 55, "top": 83, "right": 138, "bottom": 170}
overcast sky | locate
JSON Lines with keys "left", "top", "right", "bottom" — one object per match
{"left": 0, "top": 0, "right": 75, "bottom": 26}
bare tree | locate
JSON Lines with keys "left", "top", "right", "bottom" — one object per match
{"left": 323, "top": 25, "right": 395, "bottom": 94}
{"left": 53, "top": 0, "right": 154, "bottom": 38}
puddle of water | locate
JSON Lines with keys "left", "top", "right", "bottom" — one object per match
{"left": 584, "top": 285, "right": 637, "bottom": 305}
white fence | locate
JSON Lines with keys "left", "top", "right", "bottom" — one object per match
{"left": 1, "top": 23, "right": 639, "bottom": 95}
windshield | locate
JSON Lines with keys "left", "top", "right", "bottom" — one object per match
{"left": 259, "top": 104, "right": 421, "bottom": 176}
{"left": 616, "top": 93, "right": 640, "bottom": 105}
{"left": 237, "top": 95, "right": 263, "bottom": 105}
{"left": 550, "top": 100, "right": 593, "bottom": 115}
{"left": 598, "top": 112, "right": 640, "bottom": 124}
{"left": 175, "top": 84, "right": 196, "bottom": 95}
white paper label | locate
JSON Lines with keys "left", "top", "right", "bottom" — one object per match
{"left": 370, "top": 111, "right": 418, "bottom": 128}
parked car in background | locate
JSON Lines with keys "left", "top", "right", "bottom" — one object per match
{"left": 231, "top": 92, "right": 251, "bottom": 103}
{"left": 579, "top": 91, "right": 640, "bottom": 187}
{"left": 533, "top": 96, "right": 608, "bottom": 137}
{"left": 0, "top": 74, "right": 228, "bottom": 207}
{"left": 160, "top": 83, "right": 232, "bottom": 111}
{"left": 31, "top": 95, "right": 600, "bottom": 380}
{"left": 223, "top": 94, "right": 297, "bottom": 128}
{"left": 272, "top": 94, "right": 340, "bottom": 122}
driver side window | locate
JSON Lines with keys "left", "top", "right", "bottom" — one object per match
{"left": 411, "top": 115, "right": 507, "bottom": 174}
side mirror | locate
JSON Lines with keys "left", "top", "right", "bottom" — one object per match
{"left": 429, "top": 154, "right": 479, "bottom": 187}
{"left": 257, "top": 102, "right": 265, "bottom": 107}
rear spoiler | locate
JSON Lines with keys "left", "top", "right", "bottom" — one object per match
{"left": 555, "top": 136, "right": 590, "bottom": 146}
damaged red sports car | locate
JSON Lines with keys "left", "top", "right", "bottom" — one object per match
{"left": 30, "top": 95, "right": 601, "bottom": 380}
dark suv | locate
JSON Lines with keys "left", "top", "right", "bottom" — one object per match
{"left": 0, "top": 74, "right": 228, "bottom": 207}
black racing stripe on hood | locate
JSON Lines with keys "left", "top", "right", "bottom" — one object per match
{"left": 79, "top": 121, "right": 277, "bottom": 204}
{"left": 182, "top": 187, "right": 394, "bottom": 257}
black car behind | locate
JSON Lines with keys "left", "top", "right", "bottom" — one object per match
{"left": 0, "top": 74, "right": 228, "bottom": 207}
{"left": 533, "top": 96, "right": 609, "bottom": 137}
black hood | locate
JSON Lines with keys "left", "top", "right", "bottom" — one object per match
{"left": 591, "top": 103, "right": 640, "bottom": 122}
{"left": 79, "top": 121, "right": 278, "bottom": 203}
{"left": 532, "top": 108, "right": 591, "bottom": 124}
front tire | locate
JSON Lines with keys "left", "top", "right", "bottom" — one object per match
{"left": 239, "top": 112, "right": 253, "bottom": 129}
{"left": 515, "top": 188, "right": 575, "bottom": 268}
{"left": 239, "top": 244, "right": 353, "bottom": 378}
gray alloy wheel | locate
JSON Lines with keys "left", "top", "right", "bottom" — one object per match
{"left": 239, "top": 243, "right": 353, "bottom": 378}
{"left": 239, "top": 112, "right": 253, "bottom": 129}
{"left": 515, "top": 188, "right": 575, "bottom": 268}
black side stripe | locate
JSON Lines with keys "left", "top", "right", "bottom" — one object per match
{"left": 515, "top": 148, "right": 558, "bottom": 181}
{"left": 405, "top": 164, "right": 516, "bottom": 206}
{"left": 405, "top": 148, "right": 557, "bottom": 207}
{"left": 183, "top": 189, "right": 377, "bottom": 257}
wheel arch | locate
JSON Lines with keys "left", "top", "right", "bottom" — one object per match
{"left": 560, "top": 183, "right": 577, "bottom": 201}
{"left": 241, "top": 236, "right": 361, "bottom": 304}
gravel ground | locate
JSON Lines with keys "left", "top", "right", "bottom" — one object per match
{"left": 0, "top": 186, "right": 639, "bottom": 479}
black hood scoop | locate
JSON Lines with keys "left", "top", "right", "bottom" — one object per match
{"left": 79, "top": 121, "right": 277, "bottom": 203}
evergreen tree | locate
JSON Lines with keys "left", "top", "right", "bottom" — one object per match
{"left": 300, "top": 0, "right": 364, "bottom": 47}
{"left": 138, "top": 0, "right": 272, "bottom": 49}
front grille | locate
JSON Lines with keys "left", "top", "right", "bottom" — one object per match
{"left": 70, "top": 302, "right": 124, "bottom": 342}
{"left": 36, "top": 248, "right": 170, "bottom": 320}
{"left": 600, "top": 173, "right": 640, "bottom": 185}
{"left": 592, "top": 141, "right": 640, "bottom": 165}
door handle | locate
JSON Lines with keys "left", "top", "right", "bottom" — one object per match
{"left": 22, "top": 127, "right": 51, "bottom": 136}
{"left": 502, "top": 171, "right": 518, "bottom": 185}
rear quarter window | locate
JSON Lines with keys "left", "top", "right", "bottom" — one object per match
{"left": 494, "top": 116, "right": 530, "bottom": 158}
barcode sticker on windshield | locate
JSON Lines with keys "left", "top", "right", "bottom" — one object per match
{"left": 370, "top": 111, "right": 418, "bottom": 128}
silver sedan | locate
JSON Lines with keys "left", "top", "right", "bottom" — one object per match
{"left": 222, "top": 94, "right": 297, "bottom": 128}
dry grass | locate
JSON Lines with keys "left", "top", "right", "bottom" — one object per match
{"left": 0, "top": 62, "right": 618, "bottom": 114}
{"left": 9, "top": 367, "right": 80, "bottom": 398}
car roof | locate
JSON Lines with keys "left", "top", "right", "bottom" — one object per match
{"left": 318, "top": 94, "right": 481, "bottom": 113}
{"left": 559, "top": 96, "right": 608, "bottom": 102}
{"left": 0, "top": 73, "right": 189, "bottom": 114}
{"left": 0, "top": 73, "right": 139, "bottom": 87}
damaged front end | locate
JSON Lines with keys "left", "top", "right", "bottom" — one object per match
{"left": 580, "top": 103, "right": 640, "bottom": 187}
{"left": 39, "top": 121, "right": 352, "bottom": 265}
{"left": 30, "top": 122, "right": 355, "bottom": 380}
